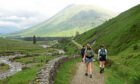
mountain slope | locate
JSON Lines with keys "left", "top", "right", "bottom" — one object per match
{"left": 8, "top": 5, "right": 115, "bottom": 37}
{"left": 75, "top": 4, "right": 140, "bottom": 84}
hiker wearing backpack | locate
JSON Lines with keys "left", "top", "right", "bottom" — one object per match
{"left": 83, "top": 44, "right": 94, "bottom": 78}
{"left": 98, "top": 44, "right": 107, "bottom": 74}
{"left": 81, "top": 46, "right": 85, "bottom": 59}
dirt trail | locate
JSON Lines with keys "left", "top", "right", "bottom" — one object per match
{"left": 71, "top": 62, "right": 105, "bottom": 84}
{"left": 72, "top": 40, "right": 82, "bottom": 49}
{"left": 71, "top": 40, "right": 105, "bottom": 84}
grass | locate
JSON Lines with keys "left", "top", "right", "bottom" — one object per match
{"left": 104, "top": 64, "right": 125, "bottom": 84}
{"left": 0, "top": 38, "right": 40, "bottom": 55}
{"left": 14, "top": 55, "right": 58, "bottom": 64}
{"left": 57, "top": 38, "right": 80, "bottom": 56}
{"left": 0, "top": 63, "right": 10, "bottom": 72}
{"left": 0, "top": 38, "right": 61, "bottom": 84}
{"left": 0, "top": 38, "right": 58, "bottom": 55}
{"left": 105, "top": 76, "right": 124, "bottom": 84}
{"left": 93, "top": 59, "right": 124, "bottom": 84}
{"left": 54, "top": 58, "right": 81, "bottom": 84}
{"left": 0, "top": 67, "right": 40, "bottom": 84}
{"left": 0, "top": 54, "right": 58, "bottom": 84}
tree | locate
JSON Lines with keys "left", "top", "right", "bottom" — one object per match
{"left": 33, "top": 35, "right": 37, "bottom": 44}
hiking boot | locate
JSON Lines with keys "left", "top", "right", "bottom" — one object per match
{"left": 85, "top": 73, "right": 88, "bottom": 76}
{"left": 102, "top": 68, "right": 104, "bottom": 73}
{"left": 89, "top": 74, "right": 92, "bottom": 78}
{"left": 100, "top": 70, "right": 102, "bottom": 74}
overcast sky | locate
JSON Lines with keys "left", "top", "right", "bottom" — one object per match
{"left": 0, "top": 0, "right": 139, "bottom": 30}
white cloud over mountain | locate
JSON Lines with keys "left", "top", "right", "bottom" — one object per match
{"left": 0, "top": 10, "right": 48, "bottom": 29}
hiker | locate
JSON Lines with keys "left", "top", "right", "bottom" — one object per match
{"left": 81, "top": 46, "right": 85, "bottom": 60}
{"left": 98, "top": 44, "right": 107, "bottom": 74}
{"left": 83, "top": 44, "right": 94, "bottom": 78}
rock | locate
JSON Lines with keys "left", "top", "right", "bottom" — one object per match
{"left": 34, "top": 55, "right": 80, "bottom": 84}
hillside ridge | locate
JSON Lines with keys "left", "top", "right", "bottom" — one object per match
{"left": 6, "top": 5, "right": 115, "bottom": 37}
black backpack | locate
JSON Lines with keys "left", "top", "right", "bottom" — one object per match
{"left": 81, "top": 48, "right": 85, "bottom": 56}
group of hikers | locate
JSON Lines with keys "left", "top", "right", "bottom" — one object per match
{"left": 81, "top": 44, "right": 107, "bottom": 78}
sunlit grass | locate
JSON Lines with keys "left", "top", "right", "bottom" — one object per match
{"left": 0, "top": 67, "right": 40, "bottom": 84}
{"left": 54, "top": 58, "right": 81, "bottom": 84}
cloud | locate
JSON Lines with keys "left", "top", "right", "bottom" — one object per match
{"left": 0, "top": 9, "right": 48, "bottom": 30}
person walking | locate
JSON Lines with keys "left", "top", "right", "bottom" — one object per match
{"left": 98, "top": 44, "right": 107, "bottom": 74}
{"left": 81, "top": 46, "right": 85, "bottom": 61}
{"left": 83, "top": 44, "right": 94, "bottom": 78}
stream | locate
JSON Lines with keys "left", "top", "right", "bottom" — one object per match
{"left": 40, "top": 45, "right": 51, "bottom": 48}
{"left": 40, "top": 44, "right": 65, "bottom": 54}
{"left": 0, "top": 54, "right": 25, "bottom": 80}
{"left": 56, "top": 49, "right": 65, "bottom": 54}
{"left": 0, "top": 44, "right": 65, "bottom": 80}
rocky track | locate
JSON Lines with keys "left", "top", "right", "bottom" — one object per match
{"left": 71, "top": 62, "right": 105, "bottom": 84}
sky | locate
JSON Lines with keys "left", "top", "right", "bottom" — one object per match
{"left": 0, "top": 0, "right": 139, "bottom": 30}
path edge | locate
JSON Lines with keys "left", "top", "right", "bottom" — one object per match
{"left": 34, "top": 55, "right": 80, "bottom": 84}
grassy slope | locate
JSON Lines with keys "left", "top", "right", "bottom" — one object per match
{"left": 55, "top": 58, "right": 81, "bottom": 84}
{"left": 75, "top": 4, "right": 140, "bottom": 84}
{"left": 8, "top": 5, "right": 115, "bottom": 37}
{"left": 56, "top": 38, "right": 80, "bottom": 56}
{"left": 0, "top": 38, "right": 49, "bottom": 55}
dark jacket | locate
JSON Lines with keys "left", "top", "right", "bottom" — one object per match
{"left": 81, "top": 48, "right": 85, "bottom": 58}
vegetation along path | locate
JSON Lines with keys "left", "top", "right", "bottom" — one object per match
{"left": 71, "top": 40, "right": 105, "bottom": 84}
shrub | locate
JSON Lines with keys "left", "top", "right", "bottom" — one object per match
{"left": 105, "top": 59, "right": 113, "bottom": 67}
{"left": 22, "top": 66, "right": 30, "bottom": 70}
{"left": 0, "top": 63, "right": 5, "bottom": 66}
{"left": 133, "top": 44, "right": 138, "bottom": 50}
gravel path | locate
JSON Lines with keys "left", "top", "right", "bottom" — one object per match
{"left": 71, "top": 62, "right": 105, "bottom": 84}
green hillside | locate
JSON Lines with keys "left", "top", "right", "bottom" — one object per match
{"left": 0, "top": 38, "right": 48, "bottom": 55}
{"left": 7, "top": 5, "right": 115, "bottom": 37}
{"left": 75, "top": 4, "right": 140, "bottom": 84}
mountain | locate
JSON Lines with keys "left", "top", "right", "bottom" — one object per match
{"left": 7, "top": 5, "right": 115, "bottom": 37}
{"left": 75, "top": 4, "right": 140, "bottom": 84}
{"left": 0, "top": 26, "right": 21, "bottom": 35}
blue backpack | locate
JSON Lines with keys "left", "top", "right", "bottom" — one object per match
{"left": 99, "top": 48, "right": 107, "bottom": 57}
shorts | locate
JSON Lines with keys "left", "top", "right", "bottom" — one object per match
{"left": 85, "top": 57, "right": 93, "bottom": 63}
{"left": 99, "top": 56, "right": 106, "bottom": 61}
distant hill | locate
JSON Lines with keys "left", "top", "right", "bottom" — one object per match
{"left": 75, "top": 4, "right": 140, "bottom": 84}
{"left": 7, "top": 5, "right": 115, "bottom": 37}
